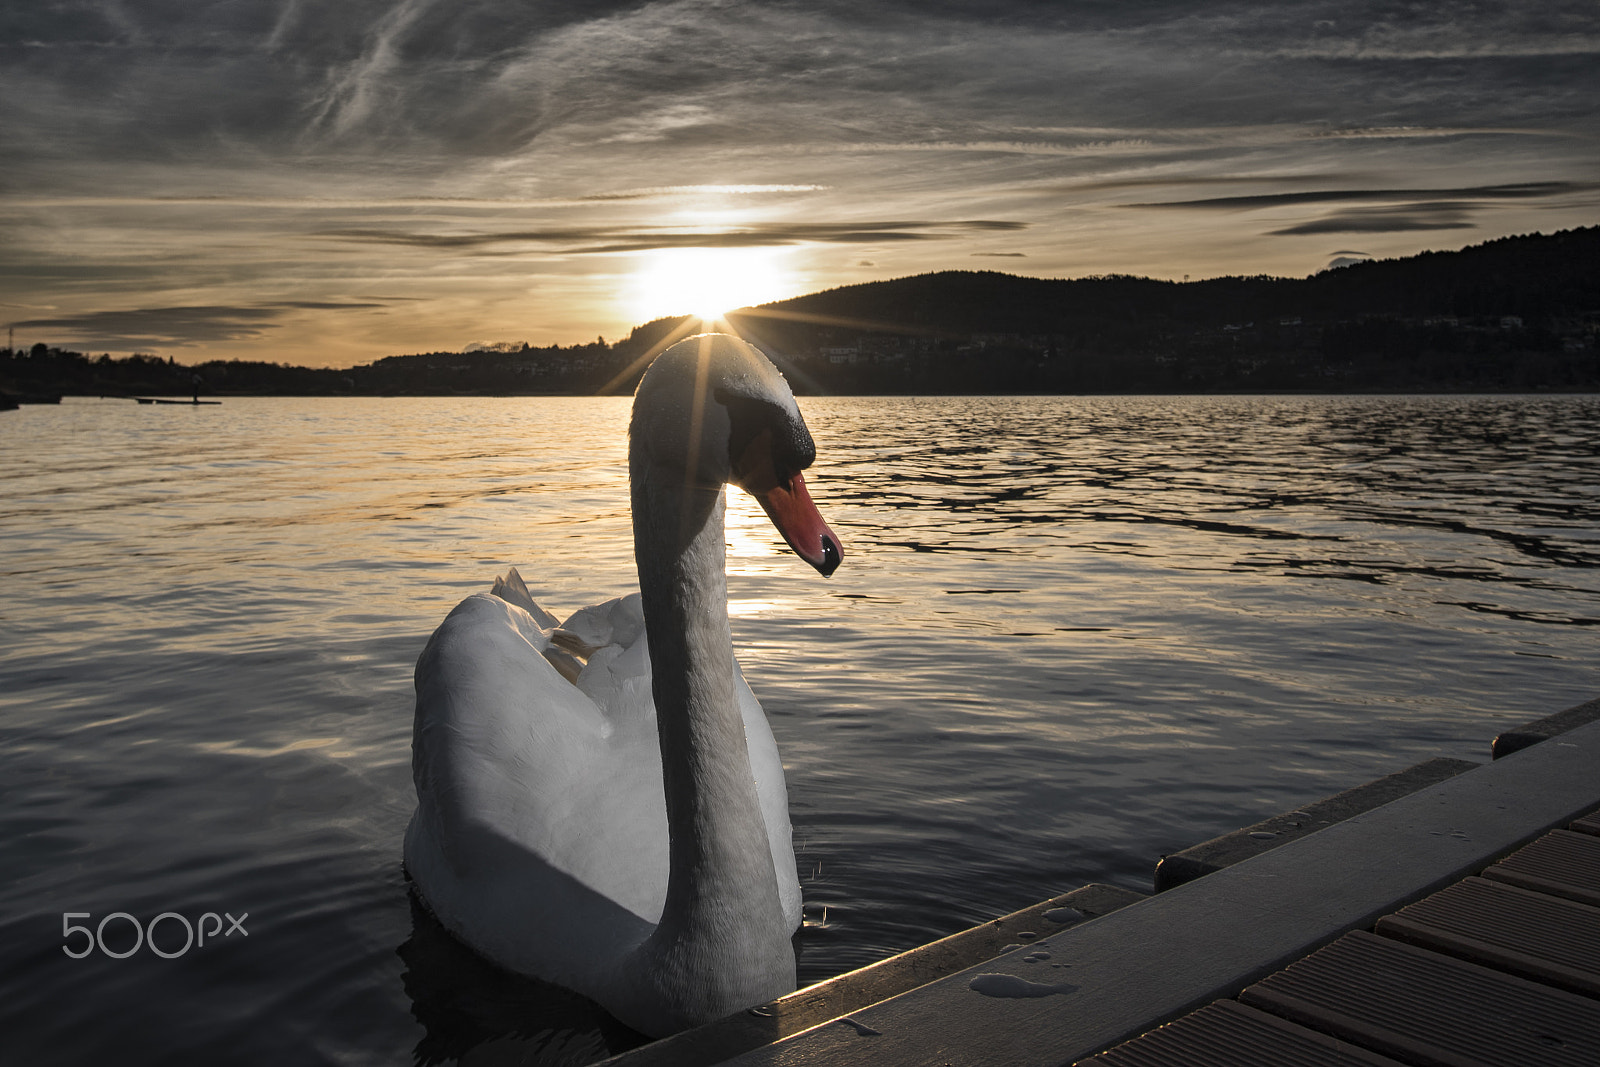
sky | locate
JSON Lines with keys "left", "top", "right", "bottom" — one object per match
{"left": 2, "top": 1, "right": 1597, "bottom": 368}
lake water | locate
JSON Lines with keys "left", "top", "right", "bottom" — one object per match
{"left": 2, "top": 393, "right": 1596, "bottom": 1064}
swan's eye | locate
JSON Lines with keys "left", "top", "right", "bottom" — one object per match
{"left": 730, "top": 428, "right": 781, "bottom": 494}
{"left": 716, "top": 389, "right": 815, "bottom": 481}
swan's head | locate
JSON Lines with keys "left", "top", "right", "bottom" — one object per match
{"left": 632, "top": 333, "right": 842, "bottom": 576}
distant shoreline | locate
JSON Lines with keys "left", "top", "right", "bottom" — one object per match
{"left": 27, "top": 386, "right": 1600, "bottom": 401}
{"left": 7, "top": 227, "right": 1598, "bottom": 398}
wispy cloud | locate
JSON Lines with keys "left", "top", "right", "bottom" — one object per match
{"left": 1064, "top": 172, "right": 1378, "bottom": 193}
{"left": 304, "top": 0, "right": 436, "bottom": 140}
{"left": 577, "top": 184, "right": 829, "bottom": 201}
{"left": 1308, "top": 126, "right": 1576, "bottom": 140}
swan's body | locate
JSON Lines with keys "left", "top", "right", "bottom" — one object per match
{"left": 404, "top": 334, "right": 841, "bottom": 1036}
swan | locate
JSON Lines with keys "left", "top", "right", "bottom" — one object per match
{"left": 403, "top": 333, "right": 843, "bottom": 1036}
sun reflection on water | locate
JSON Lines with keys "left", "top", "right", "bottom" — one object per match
{"left": 725, "top": 485, "right": 783, "bottom": 560}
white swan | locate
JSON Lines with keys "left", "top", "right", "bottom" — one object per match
{"left": 404, "top": 334, "right": 842, "bottom": 1036}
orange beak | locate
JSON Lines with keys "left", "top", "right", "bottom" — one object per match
{"left": 734, "top": 430, "right": 843, "bottom": 577}
{"left": 754, "top": 469, "right": 842, "bottom": 576}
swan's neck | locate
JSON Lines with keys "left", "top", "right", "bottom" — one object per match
{"left": 627, "top": 473, "right": 794, "bottom": 1027}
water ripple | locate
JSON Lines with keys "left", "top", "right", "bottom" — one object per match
{"left": 1, "top": 393, "right": 1596, "bottom": 1064}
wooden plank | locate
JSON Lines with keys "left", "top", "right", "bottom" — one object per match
{"left": 1482, "top": 828, "right": 1600, "bottom": 907}
{"left": 1241, "top": 930, "right": 1600, "bottom": 1067}
{"left": 1376, "top": 876, "right": 1600, "bottom": 997}
{"left": 1571, "top": 812, "right": 1600, "bottom": 837}
{"left": 714, "top": 717, "right": 1600, "bottom": 1067}
{"left": 598, "top": 884, "right": 1146, "bottom": 1067}
{"left": 1155, "top": 759, "right": 1478, "bottom": 892}
{"left": 1081, "top": 999, "right": 1405, "bottom": 1066}
{"left": 1493, "top": 696, "right": 1600, "bottom": 759}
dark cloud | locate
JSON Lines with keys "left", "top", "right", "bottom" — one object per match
{"left": 0, "top": 263, "right": 170, "bottom": 282}
{"left": 1126, "top": 181, "right": 1595, "bottom": 210}
{"left": 1269, "top": 203, "right": 1477, "bottom": 235}
{"left": 9, "top": 305, "right": 281, "bottom": 348}
{"left": 972, "top": 252, "right": 1026, "bottom": 257}
{"left": 8, "top": 301, "right": 385, "bottom": 348}
{"left": 265, "top": 301, "right": 391, "bottom": 310}
{"left": 1121, "top": 179, "right": 1599, "bottom": 237}
{"left": 319, "top": 220, "right": 1026, "bottom": 253}
{"left": 0, "top": 0, "right": 664, "bottom": 161}
{"left": 320, "top": 227, "right": 623, "bottom": 249}
{"left": 7, "top": 0, "right": 1594, "bottom": 175}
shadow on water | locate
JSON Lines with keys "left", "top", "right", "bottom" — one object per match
{"left": 398, "top": 889, "right": 649, "bottom": 1066}
{"left": 398, "top": 882, "right": 815, "bottom": 1065}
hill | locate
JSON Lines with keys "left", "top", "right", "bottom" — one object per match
{"left": 721, "top": 226, "right": 1600, "bottom": 392}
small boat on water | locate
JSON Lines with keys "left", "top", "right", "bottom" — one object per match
{"left": 132, "top": 396, "right": 222, "bottom": 405}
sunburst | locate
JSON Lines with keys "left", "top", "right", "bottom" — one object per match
{"left": 628, "top": 246, "right": 793, "bottom": 324}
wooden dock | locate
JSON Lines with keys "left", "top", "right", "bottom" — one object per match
{"left": 598, "top": 697, "right": 1600, "bottom": 1067}
{"left": 1088, "top": 812, "right": 1600, "bottom": 1065}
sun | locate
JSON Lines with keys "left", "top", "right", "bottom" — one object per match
{"left": 629, "top": 246, "right": 792, "bottom": 325}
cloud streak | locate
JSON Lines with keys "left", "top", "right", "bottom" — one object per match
{"left": 1126, "top": 181, "right": 1598, "bottom": 210}
{"left": 318, "top": 220, "right": 1027, "bottom": 254}
{"left": 1124, "top": 179, "right": 1600, "bottom": 235}
{"left": 8, "top": 302, "right": 388, "bottom": 348}
{"left": 1270, "top": 204, "right": 1477, "bottom": 235}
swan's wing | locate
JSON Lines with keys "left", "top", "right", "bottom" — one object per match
{"left": 566, "top": 594, "right": 657, "bottom": 735}
{"left": 412, "top": 595, "right": 612, "bottom": 871}
{"left": 554, "top": 593, "right": 645, "bottom": 659}
{"left": 576, "top": 632, "right": 655, "bottom": 730}
{"left": 408, "top": 594, "right": 669, "bottom": 941}
{"left": 489, "top": 566, "right": 560, "bottom": 629}
{"left": 488, "top": 569, "right": 581, "bottom": 679}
